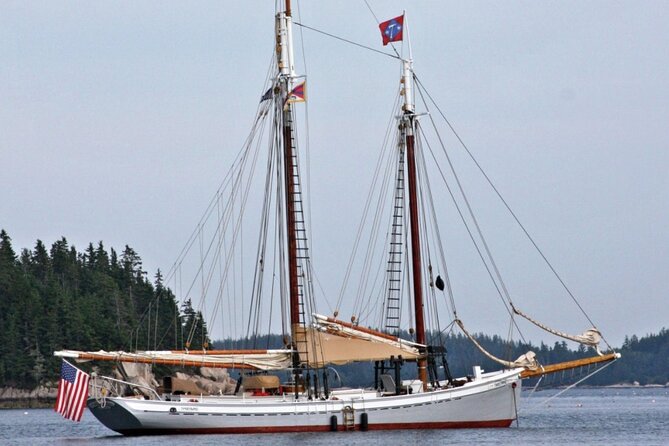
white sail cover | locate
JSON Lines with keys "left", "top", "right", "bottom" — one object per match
{"left": 512, "top": 306, "right": 603, "bottom": 354}
{"left": 54, "top": 349, "right": 293, "bottom": 371}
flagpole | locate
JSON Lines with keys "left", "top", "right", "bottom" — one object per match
{"left": 405, "top": 10, "right": 413, "bottom": 63}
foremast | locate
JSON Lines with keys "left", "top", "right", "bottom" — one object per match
{"left": 400, "top": 57, "right": 429, "bottom": 390}
{"left": 275, "top": 1, "right": 300, "bottom": 337}
{"left": 275, "top": 1, "right": 309, "bottom": 389}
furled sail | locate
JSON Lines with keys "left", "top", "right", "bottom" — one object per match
{"left": 455, "top": 320, "right": 541, "bottom": 370}
{"left": 54, "top": 349, "right": 293, "bottom": 371}
{"left": 512, "top": 306, "right": 603, "bottom": 354}
{"left": 312, "top": 314, "right": 424, "bottom": 350}
{"left": 293, "top": 314, "right": 424, "bottom": 367}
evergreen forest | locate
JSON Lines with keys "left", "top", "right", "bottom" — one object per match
{"left": 0, "top": 230, "right": 666, "bottom": 391}
{"left": 0, "top": 230, "right": 209, "bottom": 389}
{"left": 215, "top": 329, "right": 669, "bottom": 388}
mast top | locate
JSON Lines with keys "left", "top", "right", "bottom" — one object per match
{"left": 400, "top": 12, "right": 414, "bottom": 114}
{"left": 402, "top": 59, "right": 415, "bottom": 114}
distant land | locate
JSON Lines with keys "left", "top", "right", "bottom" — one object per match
{"left": 1, "top": 232, "right": 667, "bottom": 408}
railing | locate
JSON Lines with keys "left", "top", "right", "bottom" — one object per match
{"left": 90, "top": 373, "right": 162, "bottom": 401}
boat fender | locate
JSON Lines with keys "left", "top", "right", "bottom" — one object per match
{"left": 169, "top": 407, "right": 177, "bottom": 414}
{"left": 330, "top": 415, "right": 338, "bottom": 432}
{"left": 360, "top": 412, "right": 369, "bottom": 431}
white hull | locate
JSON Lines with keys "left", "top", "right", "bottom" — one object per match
{"left": 88, "top": 369, "right": 522, "bottom": 435}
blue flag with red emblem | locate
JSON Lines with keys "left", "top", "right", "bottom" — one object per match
{"left": 379, "top": 15, "right": 404, "bottom": 46}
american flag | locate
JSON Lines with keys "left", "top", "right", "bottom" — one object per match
{"left": 55, "top": 360, "right": 90, "bottom": 422}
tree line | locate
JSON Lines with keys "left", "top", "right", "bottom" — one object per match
{"left": 0, "top": 230, "right": 209, "bottom": 389}
{"left": 215, "top": 328, "right": 669, "bottom": 388}
{"left": 1, "top": 230, "right": 666, "bottom": 390}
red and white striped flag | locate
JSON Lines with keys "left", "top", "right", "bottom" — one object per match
{"left": 55, "top": 360, "right": 90, "bottom": 422}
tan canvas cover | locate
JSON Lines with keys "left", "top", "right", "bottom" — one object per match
{"left": 165, "top": 377, "right": 205, "bottom": 395}
{"left": 242, "top": 375, "right": 280, "bottom": 389}
{"left": 295, "top": 327, "right": 422, "bottom": 367}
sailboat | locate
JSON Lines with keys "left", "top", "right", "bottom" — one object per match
{"left": 55, "top": 2, "right": 619, "bottom": 435}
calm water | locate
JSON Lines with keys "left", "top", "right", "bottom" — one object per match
{"left": 0, "top": 388, "right": 666, "bottom": 445}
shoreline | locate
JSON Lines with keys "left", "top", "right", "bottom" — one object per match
{"left": 0, "top": 399, "right": 55, "bottom": 409}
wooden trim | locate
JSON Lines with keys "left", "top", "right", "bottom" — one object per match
{"left": 72, "top": 352, "right": 258, "bottom": 369}
{"left": 405, "top": 127, "right": 427, "bottom": 390}
{"left": 167, "top": 349, "right": 273, "bottom": 355}
{"left": 324, "top": 317, "right": 400, "bottom": 342}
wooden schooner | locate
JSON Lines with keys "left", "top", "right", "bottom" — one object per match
{"left": 55, "top": 1, "right": 619, "bottom": 435}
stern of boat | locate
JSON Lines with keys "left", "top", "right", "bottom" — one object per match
{"left": 87, "top": 398, "right": 143, "bottom": 435}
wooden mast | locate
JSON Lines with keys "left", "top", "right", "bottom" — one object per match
{"left": 276, "top": 3, "right": 305, "bottom": 397}
{"left": 283, "top": 89, "right": 300, "bottom": 335}
{"left": 406, "top": 129, "right": 428, "bottom": 389}
{"left": 401, "top": 58, "right": 428, "bottom": 390}
{"left": 277, "top": 0, "right": 300, "bottom": 336}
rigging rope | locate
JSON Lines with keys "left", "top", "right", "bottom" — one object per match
{"left": 203, "top": 100, "right": 273, "bottom": 341}
{"left": 337, "top": 92, "right": 401, "bottom": 318}
{"left": 521, "top": 357, "right": 618, "bottom": 413}
{"left": 412, "top": 74, "right": 611, "bottom": 350}
{"left": 415, "top": 120, "right": 527, "bottom": 343}
{"left": 512, "top": 306, "right": 603, "bottom": 354}
{"left": 130, "top": 54, "right": 278, "bottom": 349}
{"left": 415, "top": 81, "right": 517, "bottom": 318}
{"left": 414, "top": 126, "right": 447, "bottom": 343}
{"left": 356, "top": 132, "right": 400, "bottom": 324}
{"left": 456, "top": 319, "right": 540, "bottom": 371}
{"left": 186, "top": 97, "right": 272, "bottom": 346}
{"left": 293, "top": 22, "right": 400, "bottom": 61}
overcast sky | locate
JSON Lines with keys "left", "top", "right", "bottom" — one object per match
{"left": 1, "top": 1, "right": 667, "bottom": 347}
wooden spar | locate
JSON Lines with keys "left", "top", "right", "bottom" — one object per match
{"left": 166, "top": 349, "right": 286, "bottom": 355}
{"left": 520, "top": 352, "right": 620, "bottom": 379}
{"left": 57, "top": 352, "right": 262, "bottom": 370}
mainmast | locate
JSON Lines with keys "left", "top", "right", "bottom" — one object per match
{"left": 401, "top": 58, "right": 428, "bottom": 390}
{"left": 276, "top": 2, "right": 301, "bottom": 339}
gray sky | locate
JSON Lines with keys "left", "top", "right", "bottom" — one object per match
{"left": 1, "top": 1, "right": 667, "bottom": 347}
